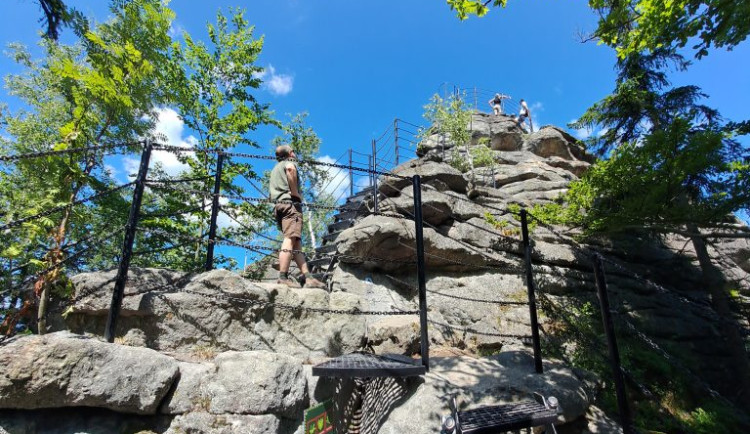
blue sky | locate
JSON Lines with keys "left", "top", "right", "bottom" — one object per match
{"left": 2, "top": 1, "right": 749, "bottom": 265}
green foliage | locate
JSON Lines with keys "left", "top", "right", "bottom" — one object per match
{"left": 1, "top": 0, "right": 175, "bottom": 333}
{"left": 470, "top": 144, "right": 495, "bottom": 168}
{"left": 446, "top": 0, "right": 750, "bottom": 60}
{"left": 421, "top": 93, "right": 472, "bottom": 150}
{"left": 448, "top": 147, "right": 470, "bottom": 173}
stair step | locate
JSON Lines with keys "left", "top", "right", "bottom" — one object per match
{"left": 447, "top": 398, "right": 559, "bottom": 434}
{"left": 329, "top": 219, "right": 354, "bottom": 232}
{"left": 315, "top": 243, "right": 337, "bottom": 255}
{"left": 308, "top": 257, "right": 333, "bottom": 270}
{"left": 322, "top": 231, "right": 344, "bottom": 243}
{"left": 350, "top": 187, "right": 375, "bottom": 199}
{"left": 334, "top": 210, "right": 360, "bottom": 222}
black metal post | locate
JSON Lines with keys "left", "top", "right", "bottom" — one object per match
{"left": 368, "top": 155, "right": 373, "bottom": 188}
{"left": 205, "top": 152, "right": 224, "bottom": 271}
{"left": 349, "top": 149, "right": 354, "bottom": 197}
{"left": 412, "top": 175, "right": 429, "bottom": 371}
{"left": 394, "top": 118, "right": 399, "bottom": 166}
{"left": 371, "top": 139, "right": 378, "bottom": 213}
{"left": 520, "top": 209, "right": 543, "bottom": 373}
{"left": 105, "top": 142, "right": 152, "bottom": 343}
{"left": 593, "top": 254, "right": 634, "bottom": 434}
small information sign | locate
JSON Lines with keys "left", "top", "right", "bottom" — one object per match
{"left": 304, "top": 399, "right": 334, "bottom": 434}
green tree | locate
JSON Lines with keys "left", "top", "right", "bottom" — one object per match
{"left": 444, "top": 0, "right": 750, "bottom": 417}
{"left": 160, "top": 8, "right": 275, "bottom": 267}
{"left": 421, "top": 93, "right": 474, "bottom": 173}
{"left": 446, "top": 0, "right": 750, "bottom": 59}
{"left": 0, "top": 0, "right": 175, "bottom": 334}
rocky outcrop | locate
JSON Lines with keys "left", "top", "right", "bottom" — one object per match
{"left": 63, "top": 268, "right": 366, "bottom": 361}
{"left": 4, "top": 111, "right": 749, "bottom": 433}
{"left": 0, "top": 333, "right": 311, "bottom": 433}
{"left": 0, "top": 331, "right": 178, "bottom": 414}
{"left": 379, "top": 352, "right": 600, "bottom": 433}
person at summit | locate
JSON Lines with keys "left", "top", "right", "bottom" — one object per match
{"left": 488, "top": 93, "right": 509, "bottom": 115}
{"left": 268, "top": 145, "right": 326, "bottom": 289}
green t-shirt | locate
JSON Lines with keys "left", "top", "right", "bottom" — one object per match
{"left": 269, "top": 160, "right": 298, "bottom": 201}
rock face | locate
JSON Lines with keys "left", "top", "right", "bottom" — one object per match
{"left": 63, "top": 268, "right": 365, "bottom": 361}
{"left": 4, "top": 111, "right": 749, "bottom": 433}
{"left": 379, "top": 353, "right": 595, "bottom": 433}
{"left": 0, "top": 331, "right": 178, "bottom": 414}
{"left": 0, "top": 333, "right": 310, "bottom": 433}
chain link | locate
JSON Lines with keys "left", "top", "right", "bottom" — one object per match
{"left": 0, "top": 142, "right": 141, "bottom": 163}
{"left": 150, "top": 145, "right": 412, "bottom": 180}
{"left": 0, "top": 182, "right": 135, "bottom": 232}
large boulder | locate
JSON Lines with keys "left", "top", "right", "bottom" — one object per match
{"left": 335, "top": 215, "right": 518, "bottom": 272}
{"left": 0, "top": 332, "right": 178, "bottom": 414}
{"left": 523, "top": 126, "right": 583, "bottom": 160}
{"left": 206, "top": 351, "right": 306, "bottom": 418}
{"left": 379, "top": 185, "right": 487, "bottom": 227}
{"left": 378, "top": 352, "right": 598, "bottom": 433}
{"left": 378, "top": 160, "right": 468, "bottom": 197}
{"left": 63, "top": 268, "right": 366, "bottom": 360}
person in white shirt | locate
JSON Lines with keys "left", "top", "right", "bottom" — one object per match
{"left": 516, "top": 99, "right": 533, "bottom": 131}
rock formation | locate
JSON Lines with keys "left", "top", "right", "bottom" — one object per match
{"left": 1, "top": 112, "right": 748, "bottom": 433}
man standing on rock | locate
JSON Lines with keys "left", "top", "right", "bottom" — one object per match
{"left": 269, "top": 145, "right": 326, "bottom": 289}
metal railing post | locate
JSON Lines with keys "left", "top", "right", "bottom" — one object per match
{"left": 371, "top": 139, "right": 378, "bottom": 213}
{"left": 593, "top": 254, "right": 634, "bottom": 434}
{"left": 394, "top": 118, "right": 399, "bottom": 166}
{"left": 349, "top": 149, "right": 354, "bottom": 197}
{"left": 368, "top": 155, "right": 373, "bottom": 188}
{"left": 205, "top": 152, "right": 224, "bottom": 271}
{"left": 520, "top": 209, "right": 543, "bottom": 373}
{"left": 412, "top": 175, "right": 429, "bottom": 371}
{"left": 105, "top": 141, "right": 152, "bottom": 343}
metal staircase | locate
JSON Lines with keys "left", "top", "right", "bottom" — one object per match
{"left": 308, "top": 186, "right": 376, "bottom": 280}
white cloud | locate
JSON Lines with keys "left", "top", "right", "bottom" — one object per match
{"left": 169, "top": 22, "right": 186, "bottom": 38}
{"left": 256, "top": 65, "right": 294, "bottom": 96}
{"left": 123, "top": 107, "right": 198, "bottom": 177}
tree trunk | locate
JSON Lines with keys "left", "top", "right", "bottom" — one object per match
{"left": 688, "top": 223, "right": 750, "bottom": 409}
{"left": 307, "top": 210, "right": 317, "bottom": 248}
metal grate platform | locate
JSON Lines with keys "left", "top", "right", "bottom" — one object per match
{"left": 457, "top": 401, "right": 558, "bottom": 434}
{"left": 312, "top": 353, "right": 426, "bottom": 378}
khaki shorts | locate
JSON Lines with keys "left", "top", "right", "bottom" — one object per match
{"left": 274, "top": 202, "right": 303, "bottom": 239}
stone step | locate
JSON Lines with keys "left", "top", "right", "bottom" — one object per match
{"left": 329, "top": 219, "right": 355, "bottom": 232}
{"left": 315, "top": 243, "right": 337, "bottom": 255}
{"left": 350, "top": 187, "right": 375, "bottom": 200}
{"left": 308, "top": 257, "right": 333, "bottom": 270}
{"left": 322, "top": 230, "right": 344, "bottom": 243}
{"left": 334, "top": 210, "right": 360, "bottom": 222}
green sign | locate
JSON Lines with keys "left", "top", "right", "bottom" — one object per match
{"left": 304, "top": 399, "right": 335, "bottom": 434}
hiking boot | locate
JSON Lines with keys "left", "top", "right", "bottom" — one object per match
{"left": 276, "top": 278, "right": 300, "bottom": 288}
{"left": 303, "top": 277, "right": 326, "bottom": 289}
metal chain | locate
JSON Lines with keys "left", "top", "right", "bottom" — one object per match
{"left": 383, "top": 273, "right": 526, "bottom": 306}
{"left": 12, "top": 225, "right": 126, "bottom": 294}
{"left": 0, "top": 142, "right": 140, "bottom": 163}
{"left": 612, "top": 310, "right": 729, "bottom": 401}
{"left": 428, "top": 318, "right": 532, "bottom": 339}
{"left": 150, "top": 145, "right": 412, "bottom": 180}
{"left": 0, "top": 182, "right": 135, "bottom": 232}
{"left": 141, "top": 203, "right": 210, "bottom": 219}
{"left": 145, "top": 175, "right": 212, "bottom": 184}
{"left": 179, "top": 286, "right": 419, "bottom": 316}
{"left": 146, "top": 183, "right": 413, "bottom": 220}
{"left": 216, "top": 236, "right": 418, "bottom": 265}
